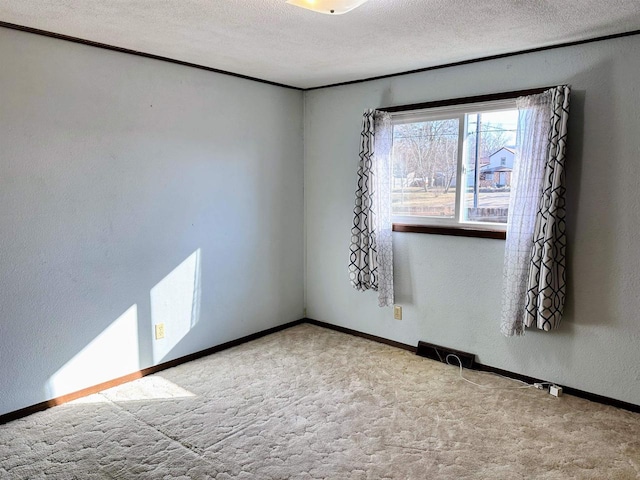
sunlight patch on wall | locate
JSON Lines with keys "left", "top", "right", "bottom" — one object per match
{"left": 47, "top": 304, "right": 139, "bottom": 398}
{"left": 151, "top": 249, "right": 202, "bottom": 363}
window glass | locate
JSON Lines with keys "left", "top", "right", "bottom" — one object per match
{"left": 390, "top": 101, "right": 518, "bottom": 230}
{"left": 463, "top": 109, "right": 518, "bottom": 224}
{"left": 392, "top": 118, "right": 459, "bottom": 218}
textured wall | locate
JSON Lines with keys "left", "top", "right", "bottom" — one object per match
{"left": 304, "top": 35, "right": 640, "bottom": 405}
{"left": 0, "top": 28, "right": 304, "bottom": 415}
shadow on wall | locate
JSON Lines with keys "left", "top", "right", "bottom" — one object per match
{"left": 46, "top": 249, "right": 202, "bottom": 399}
{"left": 503, "top": 60, "right": 618, "bottom": 371}
{"left": 562, "top": 61, "right": 618, "bottom": 328}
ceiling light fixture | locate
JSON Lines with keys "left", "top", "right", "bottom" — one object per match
{"left": 286, "top": 0, "right": 369, "bottom": 15}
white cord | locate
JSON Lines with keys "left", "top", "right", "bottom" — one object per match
{"left": 445, "top": 354, "right": 552, "bottom": 390}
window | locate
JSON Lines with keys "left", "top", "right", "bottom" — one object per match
{"left": 390, "top": 99, "right": 518, "bottom": 232}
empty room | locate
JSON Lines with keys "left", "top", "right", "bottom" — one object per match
{"left": 1, "top": 1, "right": 639, "bottom": 478}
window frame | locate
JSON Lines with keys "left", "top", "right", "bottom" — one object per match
{"left": 390, "top": 99, "right": 517, "bottom": 233}
{"left": 380, "top": 87, "right": 551, "bottom": 239}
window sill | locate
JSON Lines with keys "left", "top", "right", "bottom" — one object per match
{"left": 392, "top": 224, "right": 506, "bottom": 240}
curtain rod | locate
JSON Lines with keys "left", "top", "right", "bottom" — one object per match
{"left": 378, "top": 86, "right": 557, "bottom": 113}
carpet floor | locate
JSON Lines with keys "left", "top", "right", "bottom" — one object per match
{"left": 1, "top": 323, "right": 639, "bottom": 479}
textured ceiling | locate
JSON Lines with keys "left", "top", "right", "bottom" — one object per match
{"left": 1, "top": 0, "right": 639, "bottom": 89}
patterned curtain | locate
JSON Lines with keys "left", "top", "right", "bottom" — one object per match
{"left": 501, "top": 86, "right": 570, "bottom": 336}
{"left": 349, "top": 109, "right": 394, "bottom": 307}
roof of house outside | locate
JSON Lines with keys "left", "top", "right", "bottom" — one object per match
{"left": 488, "top": 146, "right": 517, "bottom": 158}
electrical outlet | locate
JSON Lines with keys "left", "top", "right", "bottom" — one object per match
{"left": 155, "top": 323, "right": 165, "bottom": 340}
{"left": 394, "top": 305, "right": 402, "bottom": 320}
{"left": 549, "top": 385, "right": 563, "bottom": 397}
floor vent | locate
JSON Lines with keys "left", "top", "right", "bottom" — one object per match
{"left": 416, "top": 341, "right": 476, "bottom": 369}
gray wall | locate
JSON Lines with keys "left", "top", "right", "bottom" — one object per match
{"left": 305, "top": 35, "right": 640, "bottom": 405}
{"left": 2, "top": 25, "right": 639, "bottom": 416}
{"left": 0, "top": 28, "right": 304, "bottom": 415}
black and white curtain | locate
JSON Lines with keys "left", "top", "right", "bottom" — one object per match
{"left": 501, "top": 86, "right": 570, "bottom": 336}
{"left": 349, "top": 109, "right": 394, "bottom": 307}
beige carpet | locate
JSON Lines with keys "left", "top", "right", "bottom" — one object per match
{"left": 1, "top": 323, "right": 638, "bottom": 479}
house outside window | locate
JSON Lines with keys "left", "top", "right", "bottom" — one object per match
{"left": 391, "top": 99, "right": 518, "bottom": 230}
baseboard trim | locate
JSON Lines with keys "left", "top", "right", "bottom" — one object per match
{"left": 306, "top": 318, "right": 640, "bottom": 414}
{"left": 304, "top": 318, "right": 417, "bottom": 353}
{"left": 4, "top": 317, "right": 637, "bottom": 424}
{"left": 473, "top": 363, "right": 640, "bottom": 413}
{"left": 0, "top": 318, "right": 306, "bottom": 425}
